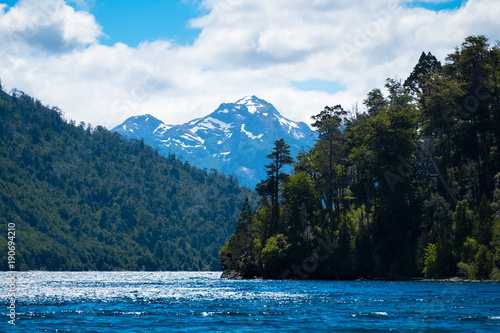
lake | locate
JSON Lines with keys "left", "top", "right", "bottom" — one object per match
{"left": 1, "top": 271, "right": 499, "bottom": 332}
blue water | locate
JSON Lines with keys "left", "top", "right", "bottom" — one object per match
{"left": 1, "top": 272, "right": 500, "bottom": 332}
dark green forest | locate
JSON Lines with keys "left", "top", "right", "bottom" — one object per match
{"left": 0, "top": 85, "right": 255, "bottom": 271}
{"left": 220, "top": 36, "right": 500, "bottom": 281}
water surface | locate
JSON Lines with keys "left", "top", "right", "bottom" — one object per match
{"left": 1, "top": 271, "right": 499, "bottom": 332}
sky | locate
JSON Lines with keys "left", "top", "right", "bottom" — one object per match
{"left": 0, "top": 0, "right": 499, "bottom": 129}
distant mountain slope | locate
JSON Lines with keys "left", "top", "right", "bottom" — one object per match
{"left": 113, "top": 96, "right": 318, "bottom": 188}
{"left": 0, "top": 87, "right": 255, "bottom": 271}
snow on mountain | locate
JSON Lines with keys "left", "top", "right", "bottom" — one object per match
{"left": 115, "top": 114, "right": 173, "bottom": 140}
{"left": 112, "top": 96, "right": 317, "bottom": 188}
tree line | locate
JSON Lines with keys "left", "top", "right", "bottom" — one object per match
{"left": 220, "top": 35, "right": 500, "bottom": 280}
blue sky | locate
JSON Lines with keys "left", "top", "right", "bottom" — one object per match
{"left": 88, "top": 0, "right": 203, "bottom": 46}
{"left": 406, "top": 0, "right": 465, "bottom": 11}
{"left": 291, "top": 80, "right": 346, "bottom": 95}
{"left": 0, "top": 0, "right": 498, "bottom": 128}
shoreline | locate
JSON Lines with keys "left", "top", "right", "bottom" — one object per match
{"left": 220, "top": 271, "right": 499, "bottom": 282}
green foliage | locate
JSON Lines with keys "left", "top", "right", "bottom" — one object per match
{"left": 423, "top": 243, "right": 438, "bottom": 278}
{"left": 492, "top": 219, "right": 500, "bottom": 269}
{"left": 256, "top": 139, "right": 294, "bottom": 238}
{"left": 0, "top": 87, "right": 255, "bottom": 271}
{"left": 422, "top": 239, "right": 455, "bottom": 279}
{"left": 457, "top": 261, "right": 473, "bottom": 279}
{"left": 453, "top": 200, "right": 474, "bottom": 257}
{"left": 404, "top": 51, "right": 442, "bottom": 96}
{"left": 471, "top": 245, "right": 494, "bottom": 280}
{"left": 491, "top": 268, "right": 500, "bottom": 281}
{"left": 219, "top": 198, "right": 257, "bottom": 276}
{"left": 261, "top": 234, "right": 291, "bottom": 277}
{"left": 475, "top": 194, "right": 493, "bottom": 245}
{"left": 220, "top": 35, "right": 500, "bottom": 280}
{"left": 462, "top": 237, "right": 479, "bottom": 264}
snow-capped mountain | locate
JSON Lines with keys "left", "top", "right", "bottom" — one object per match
{"left": 112, "top": 96, "right": 317, "bottom": 188}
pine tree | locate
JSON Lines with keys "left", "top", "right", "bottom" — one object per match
{"left": 256, "top": 139, "right": 293, "bottom": 237}
{"left": 404, "top": 51, "right": 442, "bottom": 96}
{"left": 311, "top": 105, "right": 347, "bottom": 230}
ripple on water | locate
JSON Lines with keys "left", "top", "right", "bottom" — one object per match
{"left": 0, "top": 272, "right": 499, "bottom": 333}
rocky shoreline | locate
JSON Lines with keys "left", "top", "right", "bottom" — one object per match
{"left": 220, "top": 270, "right": 245, "bottom": 279}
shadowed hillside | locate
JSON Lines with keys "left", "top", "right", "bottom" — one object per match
{"left": 0, "top": 86, "right": 255, "bottom": 271}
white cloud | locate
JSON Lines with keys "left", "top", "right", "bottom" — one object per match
{"left": 0, "top": 0, "right": 499, "bottom": 130}
{"left": 0, "top": 0, "right": 101, "bottom": 54}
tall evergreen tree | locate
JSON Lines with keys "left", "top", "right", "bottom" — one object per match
{"left": 256, "top": 139, "right": 293, "bottom": 237}
{"left": 404, "top": 51, "right": 442, "bottom": 96}
{"left": 311, "top": 105, "right": 347, "bottom": 230}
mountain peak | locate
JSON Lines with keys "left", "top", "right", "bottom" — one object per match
{"left": 117, "top": 114, "right": 171, "bottom": 138}
{"left": 236, "top": 95, "right": 260, "bottom": 104}
{"left": 124, "top": 113, "right": 161, "bottom": 123}
{"left": 113, "top": 97, "right": 317, "bottom": 188}
{"left": 234, "top": 95, "right": 277, "bottom": 115}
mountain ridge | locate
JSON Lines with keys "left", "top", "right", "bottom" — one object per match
{"left": 113, "top": 96, "right": 318, "bottom": 188}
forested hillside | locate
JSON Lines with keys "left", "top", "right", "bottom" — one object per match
{"left": 0, "top": 86, "right": 255, "bottom": 271}
{"left": 220, "top": 36, "right": 500, "bottom": 280}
